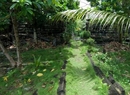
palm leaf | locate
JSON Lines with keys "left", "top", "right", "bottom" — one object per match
{"left": 53, "top": 9, "right": 130, "bottom": 34}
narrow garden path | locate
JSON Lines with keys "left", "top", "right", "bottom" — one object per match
{"left": 65, "top": 46, "right": 98, "bottom": 95}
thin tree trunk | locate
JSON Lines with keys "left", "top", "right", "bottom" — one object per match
{"left": 11, "top": 15, "right": 22, "bottom": 66}
{"left": 0, "top": 41, "right": 16, "bottom": 67}
{"left": 117, "top": 26, "right": 123, "bottom": 43}
{"left": 33, "top": 17, "right": 37, "bottom": 43}
{"left": 33, "top": 28, "right": 37, "bottom": 43}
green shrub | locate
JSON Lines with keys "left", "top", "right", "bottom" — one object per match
{"left": 79, "top": 30, "right": 91, "bottom": 39}
{"left": 86, "top": 37, "right": 95, "bottom": 45}
{"left": 62, "top": 31, "right": 72, "bottom": 44}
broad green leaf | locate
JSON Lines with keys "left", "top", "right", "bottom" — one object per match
{"left": 27, "top": 8, "right": 34, "bottom": 15}
{"left": 26, "top": 0, "right": 32, "bottom": 5}
{"left": 12, "top": 0, "right": 19, "bottom": 2}
{"left": 10, "top": 3, "right": 17, "bottom": 9}
{"left": 33, "top": 2, "right": 41, "bottom": 9}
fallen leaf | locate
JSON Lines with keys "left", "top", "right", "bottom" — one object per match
{"left": 51, "top": 69, "right": 55, "bottom": 72}
{"left": 15, "top": 83, "right": 23, "bottom": 88}
{"left": 27, "top": 78, "right": 31, "bottom": 83}
{"left": 37, "top": 73, "right": 43, "bottom": 77}
{"left": 3, "top": 76, "right": 8, "bottom": 81}
{"left": 43, "top": 69, "right": 47, "bottom": 72}
{"left": 19, "top": 83, "right": 23, "bottom": 87}
{"left": 32, "top": 71, "right": 36, "bottom": 75}
{"left": 48, "top": 86, "right": 53, "bottom": 91}
{"left": 42, "top": 84, "right": 46, "bottom": 88}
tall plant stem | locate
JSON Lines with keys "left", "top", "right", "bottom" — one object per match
{"left": 11, "top": 14, "right": 22, "bottom": 66}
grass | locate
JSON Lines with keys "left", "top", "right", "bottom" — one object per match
{"left": 108, "top": 51, "right": 130, "bottom": 94}
{"left": 91, "top": 47, "right": 130, "bottom": 95}
{"left": 0, "top": 46, "right": 71, "bottom": 95}
{"left": 0, "top": 40, "right": 109, "bottom": 95}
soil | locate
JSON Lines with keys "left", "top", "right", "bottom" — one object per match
{"left": 103, "top": 41, "right": 130, "bottom": 52}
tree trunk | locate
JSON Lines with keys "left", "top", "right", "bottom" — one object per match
{"left": 0, "top": 41, "right": 16, "bottom": 67}
{"left": 33, "top": 17, "right": 37, "bottom": 43}
{"left": 33, "top": 28, "right": 37, "bottom": 43}
{"left": 11, "top": 15, "right": 22, "bottom": 67}
{"left": 117, "top": 26, "right": 123, "bottom": 43}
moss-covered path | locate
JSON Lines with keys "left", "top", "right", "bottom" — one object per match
{"left": 65, "top": 42, "right": 99, "bottom": 95}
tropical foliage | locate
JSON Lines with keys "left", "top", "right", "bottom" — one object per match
{"left": 0, "top": 0, "right": 79, "bottom": 67}
{"left": 88, "top": 0, "right": 130, "bottom": 16}
{"left": 0, "top": 0, "right": 11, "bottom": 31}
{"left": 53, "top": 0, "right": 130, "bottom": 43}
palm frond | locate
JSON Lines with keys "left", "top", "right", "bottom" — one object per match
{"left": 53, "top": 9, "right": 130, "bottom": 33}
